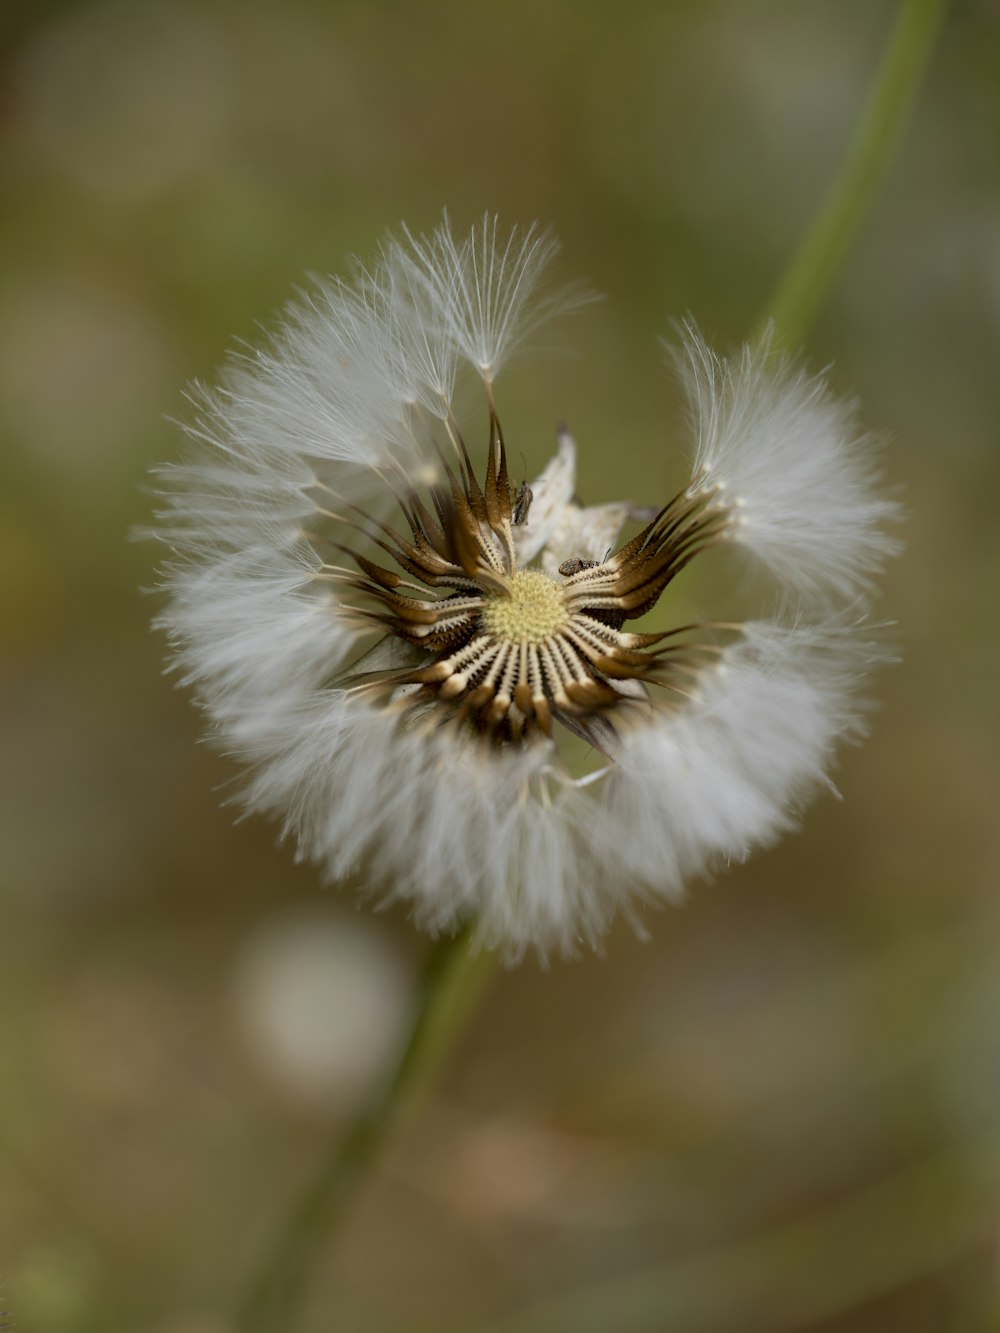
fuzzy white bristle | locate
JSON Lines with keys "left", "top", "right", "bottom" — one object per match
{"left": 151, "top": 219, "right": 898, "bottom": 961}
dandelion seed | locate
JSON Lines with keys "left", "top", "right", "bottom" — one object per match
{"left": 152, "top": 214, "right": 898, "bottom": 960}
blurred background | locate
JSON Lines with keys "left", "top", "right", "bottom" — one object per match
{"left": 1, "top": 0, "right": 999, "bottom": 1329}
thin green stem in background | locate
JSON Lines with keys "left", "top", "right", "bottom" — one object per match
{"left": 237, "top": 926, "right": 498, "bottom": 1333}
{"left": 759, "top": 0, "right": 947, "bottom": 344}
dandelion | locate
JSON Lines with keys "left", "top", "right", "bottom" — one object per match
{"left": 154, "top": 215, "right": 897, "bottom": 960}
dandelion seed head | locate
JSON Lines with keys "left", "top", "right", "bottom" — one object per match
{"left": 151, "top": 215, "right": 898, "bottom": 960}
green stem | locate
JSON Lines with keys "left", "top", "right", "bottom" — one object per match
{"left": 236, "top": 926, "right": 498, "bottom": 1333}
{"left": 760, "top": 0, "right": 947, "bottom": 344}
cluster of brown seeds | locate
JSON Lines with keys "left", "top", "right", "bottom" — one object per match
{"left": 312, "top": 410, "right": 736, "bottom": 755}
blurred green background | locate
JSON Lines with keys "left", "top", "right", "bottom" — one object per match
{"left": 2, "top": 1, "right": 999, "bottom": 1330}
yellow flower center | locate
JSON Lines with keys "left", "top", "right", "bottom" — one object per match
{"left": 480, "top": 570, "right": 568, "bottom": 646}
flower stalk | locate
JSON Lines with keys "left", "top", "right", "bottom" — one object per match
{"left": 760, "top": 0, "right": 947, "bottom": 344}
{"left": 238, "top": 926, "right": 497, "bottom": 1333}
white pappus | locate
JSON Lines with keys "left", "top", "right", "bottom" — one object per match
{"left": 152, "top": 214, "right": 898, "bottom": 961}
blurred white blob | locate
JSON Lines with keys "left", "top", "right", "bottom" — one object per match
{"left": 15, "top": 0, "right": 234, "bottom": 202}
{"left": 232, "top": 910, "right": 412, "bottom": 1111}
